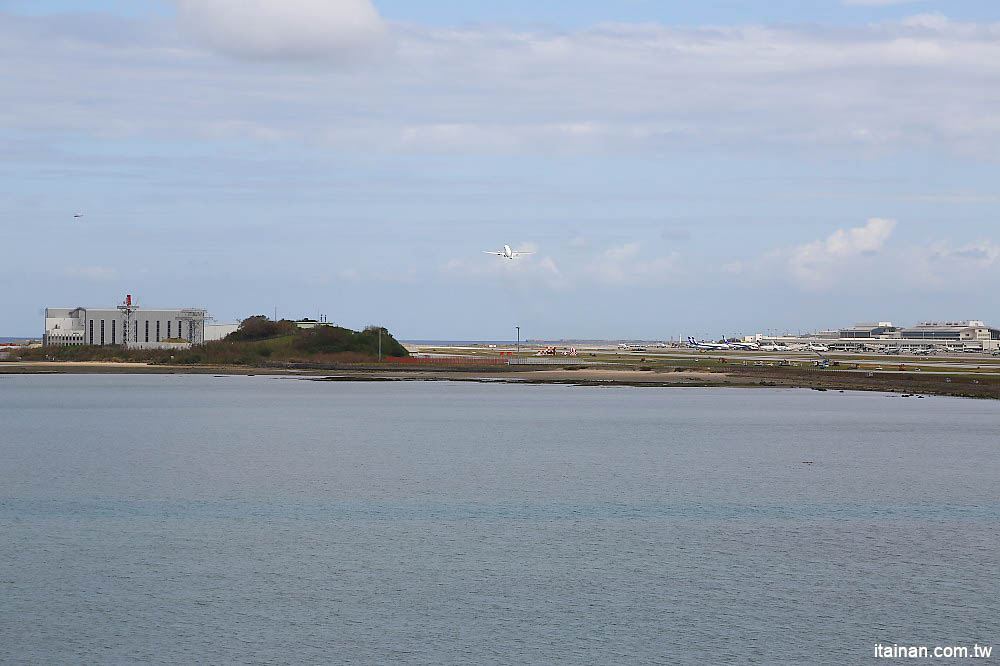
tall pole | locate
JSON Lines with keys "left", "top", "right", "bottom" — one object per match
{"left": 516, "top": 325, "right": 520, "bottom": 355}
{"left": 378, "top": 327, "right": 382, "bottom": 362}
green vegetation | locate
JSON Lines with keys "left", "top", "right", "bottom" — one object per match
{"left": 11, "top": 317, "right": 408, "bottom": 367}
{"left": 225, "top": 315, "right": 298, "bottom": 342}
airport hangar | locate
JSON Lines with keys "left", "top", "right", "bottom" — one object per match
{"left": 757, "top": 321, "right": 1000, "bottom": 352}
{"left": 43, "top": 305, "right": 213, "bottom": 349}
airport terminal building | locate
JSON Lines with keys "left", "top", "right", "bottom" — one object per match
{"left": 761, "top": 320, "right": 1000, "bottom": 352}
{"left": 44, "top": 305, "right": 209, "bottom": 349}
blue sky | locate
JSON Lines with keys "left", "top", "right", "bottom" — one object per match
{"left": 1, "top": 1, "right": 998, "bottom": 338}
{"left": 4, "top": 0, "right": 999, "bottom": 24}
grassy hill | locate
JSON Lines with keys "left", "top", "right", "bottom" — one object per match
{"left": 12, "top": 317, "right": 408, "bottom": 366}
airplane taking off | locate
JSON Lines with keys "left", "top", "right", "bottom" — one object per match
{"left": 483, "top": 244, "right": 534, "bottom": 259}
{"left": 688, "top": 336, "right": 731, "bottom": 351}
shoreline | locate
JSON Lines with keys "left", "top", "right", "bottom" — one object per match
{"left": 2, "top": 361, "right": 998, "bottom": 399}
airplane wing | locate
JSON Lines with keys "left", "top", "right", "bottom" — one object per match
{"left": 513, "top": 251, "right": 535, "bottom": 256}
{"left": 482, "top": 250, "right": 502, "bottom": 255}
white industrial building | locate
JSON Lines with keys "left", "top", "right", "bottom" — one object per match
{"left": 205, "top": 323, "right": 239, "bottom": 341}
{"left": 754, "top": 320, "right": 1000, "bottom": 352}
{"left": 44, "top": 301, "right": 209, "bottom": 349}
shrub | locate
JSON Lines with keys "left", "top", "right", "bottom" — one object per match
{"left": 226, "top": 316, "right": 297, "bottom": 342}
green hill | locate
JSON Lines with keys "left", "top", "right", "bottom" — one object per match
{"left": 12, "top": 317, "right": 408, "bottom": 366}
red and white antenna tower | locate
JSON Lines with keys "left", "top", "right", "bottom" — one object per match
{"left": 117, "top": 293, "right": 139, "bottom": 349}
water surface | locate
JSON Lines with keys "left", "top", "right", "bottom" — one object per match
{"left": 1, "top": 376, "right": 997, "bottom": 664}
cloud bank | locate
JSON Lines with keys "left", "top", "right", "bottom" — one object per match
{"left": 171, "top": 0, "right": 386, "bottom": 59}
{"left": 2, "top": 12, "right": 999, "bottom": 155}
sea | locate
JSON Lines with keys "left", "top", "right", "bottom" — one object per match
{"left": 1, "top": 375, "right": 997, "bottom": 665}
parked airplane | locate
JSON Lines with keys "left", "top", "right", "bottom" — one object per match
{"left": 723, "top": 337, "right": 760, "bottom": 351}
{"left": 483, "top": 244, "right": 534, "bottom": 259}
{"left": 688, "top": 336, "right": 731, "bottom": 351}
{"left": 808, "top": 344, "right": 830, "bottom": 352}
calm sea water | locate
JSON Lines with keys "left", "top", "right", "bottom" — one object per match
{"left": 1, "top": 375, "right": 997, "bottom": 664}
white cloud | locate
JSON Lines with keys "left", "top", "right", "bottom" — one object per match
{"left": 934, "top": 241, "right": 1000, "bottom": 264}
{"left": 593, "top": 242, "right": 681, "bottom": 285}
{"left": 730, "top": 218, "right": 898, "bottom": 290}
{"left": 785, "top": 218, "right": 896, "bottom": 288}
{"left": 900, "top": 239, "right": 1000, "bottom": 287}
{"left": 732, "top": 221, "right": 1000, "bottom": 295}
{"left": 3, "top": 13, "right": 1000, "bottom": 154}
{"left": 171, "top": 0, "right": 386, "bottom": 60}
{"left": 604, "top": 242, "right": 640, "bottom": 262}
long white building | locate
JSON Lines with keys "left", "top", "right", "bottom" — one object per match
{"left": 44, "top": 305, "right": 209, "bottom": 349}
{"left": 752, "top": 320, "right": 1000, "bottom": 352}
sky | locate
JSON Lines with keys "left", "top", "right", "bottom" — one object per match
{"left": 1, "top": 0, "right": 998, "bottom": 339}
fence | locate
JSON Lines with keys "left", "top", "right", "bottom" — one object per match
{"left": 386, "top": 355, "right": 509, "bottom": 367}
{"left": 388, "top": 354, "right": 593, "bottom": 367}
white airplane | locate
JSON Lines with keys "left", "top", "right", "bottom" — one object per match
{"left": 483, "top": 244, "right": 534, "bottom": 259}
{"left": 688, "top": 336, "right": 731, "bottom": 351}
{"left": 723, "top": 336, "right": 759, "bottom": 351}
{"left": 808, "top": 344, "right": 830, "bottom": 353}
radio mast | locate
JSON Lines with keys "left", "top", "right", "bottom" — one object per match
{"left": 117, "top": 293, "right": 139, "bottom": 349}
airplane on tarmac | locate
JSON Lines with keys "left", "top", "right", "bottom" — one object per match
{"left": 483, "top": 244, "right": 534, "bottom": 259}
{"left": 687, "top": 336, "right": 731, "bottom": 351}
{"left": 808, "top": 343, "right": 830, "bottom": 352}
{"left": 723, "top": 336, "right": 760, "bottom": 351}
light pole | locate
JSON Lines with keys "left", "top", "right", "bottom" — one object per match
{"left": 378, "top": 327, "right": 382, "bottom": 362}
{"left": 516, "top": 326, "right": 520, "bottom": 355}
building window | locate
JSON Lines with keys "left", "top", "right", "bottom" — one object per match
{"left": 89, "top": 319, "right": 94, "bottom": 345}
{"left": 111, "top": 320, "right": 116, "bottom": 344}
{"left": 135, "top": 321, "right": 138, "bottom": 344}
{"left": 156, "top": 321, "right": 160, "bottom": 342}
{"left": 145, "top": 320, "right": 149, "bottom": 343}
{"left": 100, "top": 320, "right": 105, "bottom": 346}
{"left": 188, "top": 321, "right": 193, "bottom": 340}
{"left": 168, "top": 321, "right": 172, "bottom": 338}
